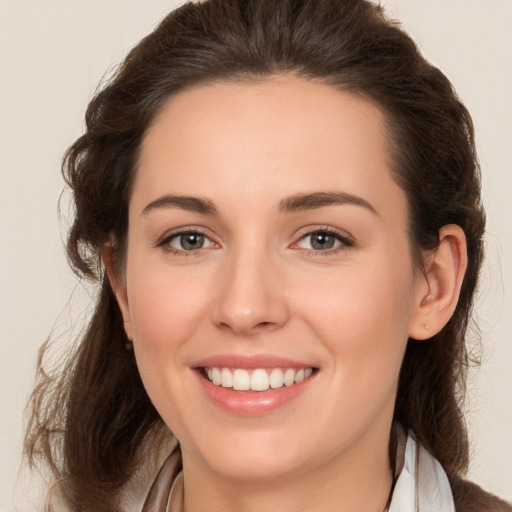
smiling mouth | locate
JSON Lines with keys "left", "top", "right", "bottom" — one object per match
{"left": 202, "top": 367, "right": 315, "bottom": 392}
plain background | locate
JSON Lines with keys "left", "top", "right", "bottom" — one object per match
{"left": 1, "top": 0, "right": 511, "bottom": 510}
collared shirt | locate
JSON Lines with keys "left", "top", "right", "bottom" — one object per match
{"left": 141, "top": 429, "right": 455, "bottom": 512}
{"left": 388, "top": 429, "right": 454, "bottom": 511}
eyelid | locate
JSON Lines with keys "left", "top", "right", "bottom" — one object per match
{"left": 154, "top": 224, "right": 354, "bottom": 255}
{"left": 155, "top": 226, "right": 220, "bottom": 253}
{"left": 290, "top": 225, "right": 355, "bottom": 253}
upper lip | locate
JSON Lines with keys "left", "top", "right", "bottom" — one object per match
{"left": 191, "top": 354, "right": 316, "bottom": 370}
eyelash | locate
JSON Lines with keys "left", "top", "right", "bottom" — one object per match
{"left": 156, "top": 227, "right": 354, "bottom": 256}
{"left": 157, "top": 228, "right": 216, "bottom": 256}
{"left": 293, "top": 228, "right": 355, "bottom": 256}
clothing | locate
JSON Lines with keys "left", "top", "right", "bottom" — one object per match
{"left": 141, "top": 428, "right": 455, "bottom": 512}
{"left": 388, "top": 430, "right": 454, "bottom": 511}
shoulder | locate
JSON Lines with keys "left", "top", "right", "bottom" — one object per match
{"left": 450, "top": 477, "right": 512, "bottom": 512}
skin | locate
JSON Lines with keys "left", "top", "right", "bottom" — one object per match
{"left": 106, "top": 76, "right": 467, "bottom": 512}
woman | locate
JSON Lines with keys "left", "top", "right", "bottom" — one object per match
{"left": 23, "top": 0, "right": 511, "bottom": 510}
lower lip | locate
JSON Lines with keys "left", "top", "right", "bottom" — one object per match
{"left": 194, "top": 370, "right": 315, "bottom": 416}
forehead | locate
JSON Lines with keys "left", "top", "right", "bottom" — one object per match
{"left": 134, "top": 76, "right": 406, "bottom": 223}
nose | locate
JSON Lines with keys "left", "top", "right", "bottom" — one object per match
{"left": 212, "top": 245, "right": 290, "bottom": 336}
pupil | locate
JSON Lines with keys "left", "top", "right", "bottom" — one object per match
{"left": 311, "top": 232, "right": 334, "bottom": 250}
{"left": 181, "top": 233, "right": 204, "bottom": 250}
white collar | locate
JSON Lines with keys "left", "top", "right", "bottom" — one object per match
{"left": 389, "top": 430, "right": 455, "bottom": 511}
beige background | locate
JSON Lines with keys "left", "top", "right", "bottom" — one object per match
{"left": 1, "top": 0, "right": 511, "bottom": 509}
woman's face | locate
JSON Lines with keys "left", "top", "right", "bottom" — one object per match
{"left": 116, "top": 77, "right": 426, "bottom": 480}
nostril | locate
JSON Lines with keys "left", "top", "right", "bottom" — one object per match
{"left": 254, "top": 321, "right": 279, "bottom": 331}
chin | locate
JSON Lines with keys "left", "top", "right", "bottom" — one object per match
{"left": 209, "top": 452, "right": 307, "bottom": 482}
{"left": 189, "top": 430, "right": 312, "bottom": 481}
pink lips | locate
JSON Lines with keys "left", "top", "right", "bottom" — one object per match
{"left": 191, "top": 354, "right": 313, "bottom": 370}
{"left": 191, "top": 354, "right": 316, "bottom": 416}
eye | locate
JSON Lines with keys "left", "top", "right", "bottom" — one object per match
{"left": 160, "top": 231, "right": 216, "bottom": 253}
{"left": 295, "top": 229, "right": 353, "bottom": 253}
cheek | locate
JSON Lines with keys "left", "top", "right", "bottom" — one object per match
{"left": 126, "top": 264, "right": 211, "bottom": 349}
{"left": 293, "top": 254, "right": 415, "bottom": 380}
{"left": 124, "top": 264, "right": 211, "bottom": 439}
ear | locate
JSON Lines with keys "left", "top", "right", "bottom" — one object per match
{"left": 409, "top": 225, "right": 468, "bottom": 340}
{"left": 102, "top": 241, "right": 133, "bottom": 341}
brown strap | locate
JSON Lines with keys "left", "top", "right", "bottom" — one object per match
{"left": 141, "top": 449, "right": 182, "bottom": 512}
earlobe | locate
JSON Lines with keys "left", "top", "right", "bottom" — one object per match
{"left": 102, "top": 242, "right": 133, "bottom": 341}
{"left": 409, "top": 225, "right": 468, "bottom": 340}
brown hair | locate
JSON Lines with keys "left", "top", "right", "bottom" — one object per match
{"left": 25, "top": 0, "right": 490, "bottom": 510}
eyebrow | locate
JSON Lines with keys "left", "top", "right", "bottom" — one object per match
{"left": 141, "top": 191, "right": 377, "bottom": 217}
{"left": 142, "top": 195, "right": 218, "bottom": 216}
{"left": 279, "top": 192, "right": 378, "bottom": 216}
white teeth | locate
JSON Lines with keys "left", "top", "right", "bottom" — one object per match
{"left": 221, "top": 368, "right": 233, "bottom": 388}
{"left": 283, "top": 368, "right": 296, "bottom": 386}
{"left": 211, "top": 367, "right": 221, "bottom": 385}
{"left": 251, "top": 369, "right": 270, "bottom": 391}
{"left": 233, "top": 369, "right": 251, "bottom": 390}
{"left": 205, "top": 366, "right": 314, "bottom": 391}
{"left": 269, "top": 368, "right": 284, "bottom": 389}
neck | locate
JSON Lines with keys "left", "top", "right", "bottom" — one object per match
{"left": 181, "top": 427, "right": 394, "bottom": 512}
